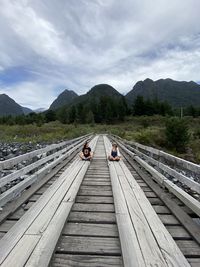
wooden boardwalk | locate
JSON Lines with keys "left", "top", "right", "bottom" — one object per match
{"left": 51, "top": 136, "right": 123, "bottom": 266}
{"left": 0, "top": 134, "right": 200, "bottom": 266}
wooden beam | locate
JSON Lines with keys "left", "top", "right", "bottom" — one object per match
{"left": 117, "top": 140, "right": 200, "bottom": 218}
{"left": 0, "top": 134, "right": 91, "bottom": 171}
{"left": 0, "top": 136, "right": 98, "bottom": 266}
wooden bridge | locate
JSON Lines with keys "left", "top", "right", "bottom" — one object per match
{"left": 0, "top": 134, "right": 200, "bottom": 266}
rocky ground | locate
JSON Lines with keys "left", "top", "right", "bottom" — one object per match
{"left": 0, "top": 140, "right": 62, "bottom": 195}
{"left": 0, "top": 141, "right": 55, "bottom": 161}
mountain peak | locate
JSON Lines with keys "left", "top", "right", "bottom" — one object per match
{"left": 88, "top": 84, "right": 122, "bottom": 98}
{"left": 144, "top": 78, "right": 154, "bottom": 83}
{"left": 49, "top": 89, "right": 78, "bottom": 110}
{"left": 0, "top": 94, "right": 24, "bottom": 116}
{"left": 126, "top": 78, "right": 200, "bottom": 107}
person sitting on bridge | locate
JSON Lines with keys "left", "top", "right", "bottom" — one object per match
{"left": 108, "top": 143, "right": 121, "bottom": 161}
{"left": 80, "top": 141, "right": 93, "bottom": 161}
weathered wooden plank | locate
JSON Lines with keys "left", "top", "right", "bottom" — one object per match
{"left": 140, "top": 186, "right": 153, "bottom": 191}
{"left": 0, "top": 137, "right": 89, "bottom": 189}
{"left": 103, "top": 136, "right": 145, "bottom": 267}
{"left": 26, "top": 162, "right": 90, "bottom": 235}
{"left": 0, "top": 151, "right": 86, "bottom": 264}
{"left": 35, "top": 185, "right": 50, "bottom": 194}
{"left": 23, "top": 201, "right": 34, "bottom": 210}
{"left": 9, "top": 208, "right": 26, "bottom": 220}
{"left": 5, "top": 137, "right": 99, "bottom": 267}
{"left": 0, "top": 232, "right": 5, "bottom": 239}
{"left": 164, "top": 179, "right": 200, "bottom": 217}
{"left": 82, "top": 181, "right": 111, "bottom": 186}
{"left": 76, "top": 196, "right": 114, "bottom": 204}
{"left": 148, "top": 197, "right": 164, "bottom": 205}
{"left": 176, "top": 240, "right": 200, "bottom": 256}
{"left": 123, "top": 153, "right": 200, "bottom": 246}
{"left": 119, "top": 140, "right": 200, "bottom": 218}
{"left": 125, "top": 141, "right": 200, "bottom": 194}
{"left": 86, "top": 171, "right": 109, "bottom": 174}
{"left": 117, "top": 157, "right": 190, "bottom": 267}
{"left": 24, "top": 202, "right": 73, "bottom": 267}
{"left": 158, "top": 214, "right": 180, "bottom": 225}
{"left": 166, "top": 226, "right": 191, "bottom": 239}
{"left": 187, "top": 258, "right": 200, "bottom": 267}
{"left": 143, "top": 191, "right": 157, "bottom": 198}
{"left": 0, "top": 141, "right": 86, "bottom": 208}
{"left": 80, "top": 185, "right": 112, "bottom": 191}
{"left": 63, "top": 223, "right": 118, "bottom": 237}
{"left": 114, "top": 134, "right": 200, "bottom": 176}
{"left": 0, "top": 220, "right": 16, "bottom": 232}
{"left": 72, "top": 203, "right": 114, "bottom": 212}
{"left": 78, "top": 189, "right": 113, "bottom": 196}
{"left": 106, "top": 136, "right": 190, "bottom": 267}
{"left": 1, "top": 235, "right": 40, "bottom": 267}
{"left": 0, "top": 152, "right": 77, "bottom": 224}
{"left": 51, "top": 254, "right": 122, "bottom": 267}
{"left": 152, "top": 205, "right": 171, "bottom": 214}
{"left": 83, "top": 179, "right": 110, "bottom": 182}
{"left": 115, "top": 168, "right": 168, "bottom": 266}
{"left": 56, "top": 236, "right": 121, "bottom": 255}
{"left": 68, "top": 212, "right": 116, "bottom": 223}
{"left": 28, "top": 194, "right": 42, "bottom": 202}
{"left": 0, "top": 134, "right": 91, "bottom": 171}
{"left": 85, "top": 174, "right": 110, "bottom": 177}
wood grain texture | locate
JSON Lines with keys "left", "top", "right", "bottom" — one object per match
{"left": 166, "top": 226, "right": 191, "bottom": 239}
{"left": 1, "top": 234, "right": 40, "bottom": 267}
{"left": 0, "top": 134, "right": 90, "bottom": 171}
{"left": 187, "top": 258, "right": 200, "bottom": 267}
{"left": 118, "top": 159, "right": 190, "bottom": 267}
{"left": 63, "top": 223, "right": 119, "bottom": 237}
{"left": 176, "top": 240, "right": 200, "bottom": 256}
{"left": 51, "top": 254, "right": 122, "bottom": 267}
{"left": 72, "top": 203, "right": 115, "bottom": 212}
{"left": 158, "top": 214, "right": 180, "bottom": 225}
{"left": 105, "top": 136, "right": 190, "bottom": 267}
{"left": 78, "top": 189, "right": 113, "bottom": 196}
{"left": 0, "top": 152, "right": 76, "bottom": 223}
{"left": 0, "top": 137, "right": 98, "bottom": 265}
{"left": 104, "top": 136, "right": 145, "bottom": 267}
{"left": 0, "top": 220, "right": 16, "bottom": 232}
{"left": 76, "top": 196, "right": 114, "bottom": 204}
{"left": 123, "top": 151, "right": 200, "bottom": 246}
{"left": 57, "top": 236, "right": 121, "bottom": 255}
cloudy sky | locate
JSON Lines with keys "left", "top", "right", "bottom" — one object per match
{"left": 0, "top": 0, "right": 200, "bottom": 109}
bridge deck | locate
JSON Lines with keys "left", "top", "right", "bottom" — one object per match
{"left": 0, "top": 135, "right": 199, "bottom": 266}
{"left": 51, "top": 136, "right": 123, "bottom": 266}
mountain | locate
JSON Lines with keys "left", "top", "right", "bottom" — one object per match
{"left": 87, "top": 84, "right": 122, "bottom": 98}
{"left": 125, "top": 78, "right": 200, "bottom": 107}
{"left": 0, "top": 94, "right": 24, "bottom": 116}
{"left": 22, "top": 106, "right": 33, "bottom": 115}
{"left": 70, "top": 84, "right": 123, "bottom": 106}
{"left": 49, "top": 89, "right": 78, "bottom": 110}
{"left": 34, "top": 108, "right": 46, "bottom": 113}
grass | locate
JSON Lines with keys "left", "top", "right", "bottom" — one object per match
{"left": 0, "top": 116, "right": 200, "bottom": 163}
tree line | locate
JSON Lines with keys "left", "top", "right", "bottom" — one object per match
{"left": 1, "top": 95, "right": 200, "bottom": 125}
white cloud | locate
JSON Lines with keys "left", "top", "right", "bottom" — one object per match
{"left": 0, "top": 0, "right": 200, "bottom": 108}
{"left": 0, "top": 81, "right": 56, "bottom": 109}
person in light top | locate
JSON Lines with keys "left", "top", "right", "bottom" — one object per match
{"left": 108, "top": 143, "right": 121, "bottom": 161}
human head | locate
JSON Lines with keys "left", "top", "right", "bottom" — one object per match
{"left": 112, "top": 143, "right": 118, "bottom": 148}
{"left": 84, "top": 141, "right": 89, "bottom": 148}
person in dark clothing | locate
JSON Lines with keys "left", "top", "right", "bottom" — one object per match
{"left": 108, "top": 143, "right": 121, "bottom": 161}
{"left": 79, "top": 141, "right": 93, "bottom": 160}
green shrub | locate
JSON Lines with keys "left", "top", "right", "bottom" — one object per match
{"left": 165, "top": 117, "right": 190, "bottom": 152}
